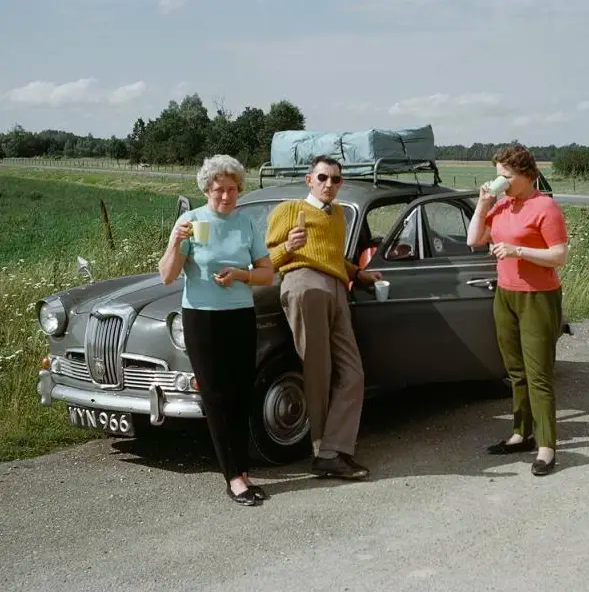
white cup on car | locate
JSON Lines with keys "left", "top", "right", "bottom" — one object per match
{"left": 487, "top": 175, "right": 510, "bottom": 196}
{"left": 192, "top": 220, "right": 210, "bottom": 244}
{"left": 374, "top": 280, "right": 390, "bottom": 302}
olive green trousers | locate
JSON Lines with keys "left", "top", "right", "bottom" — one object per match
{"left": 493, "top": 287, "right": 562, "bottom": 449}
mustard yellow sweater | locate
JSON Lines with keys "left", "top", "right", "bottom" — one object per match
{"left": 266, "top": 199, "right": 359, "bottom": 285}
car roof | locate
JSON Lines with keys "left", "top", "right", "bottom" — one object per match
{"left": 239, "top": 178, "right": 458, "bottom": 209}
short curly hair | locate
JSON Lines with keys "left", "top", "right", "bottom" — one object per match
{"left": 492, "top": 144, "right": 539, "bottom": 181}
{"left": 196, "top": 154, "right": 246, "bottom": 193}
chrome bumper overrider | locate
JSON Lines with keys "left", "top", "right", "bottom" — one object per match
{"left": 37, "top": 370, "right": 205, "bottom": 424}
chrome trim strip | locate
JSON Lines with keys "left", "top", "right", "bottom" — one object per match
{"left": 417, "top": 205, "right": 425, "bottom": 260}
{"left": 368, "top": 262, "right": 496, "bottom": 273}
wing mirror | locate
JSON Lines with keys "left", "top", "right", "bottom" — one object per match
{"left": 77, "top": 256, "right": 95, "bottom": 284}
{"left": 176, "top": 195, "right": 191, "bottom": 220}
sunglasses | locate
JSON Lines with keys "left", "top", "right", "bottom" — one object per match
{"left": 316, "top": 173, "right": 342, "bottom": 184}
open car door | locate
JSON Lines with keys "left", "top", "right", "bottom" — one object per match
{"left": 350, "top": 191, "right": 505, "bottom": 394}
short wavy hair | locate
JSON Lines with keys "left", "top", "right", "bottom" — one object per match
{"left": 196, "top": 154, "right": 246, "bottom": 193}
{"left": 492, "top": 144, "right": 539, "bottom": 181}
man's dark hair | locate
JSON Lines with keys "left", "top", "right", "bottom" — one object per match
{"left": 309, "top": 155, "right": 342, "bottom": 173}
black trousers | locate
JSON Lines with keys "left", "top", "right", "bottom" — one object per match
{"left": 182, "top": 307, "right": 257, "bottom": 482}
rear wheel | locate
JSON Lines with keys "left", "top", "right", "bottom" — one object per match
{"left": 249, "top": 357, "right": 311, "bottom": 465}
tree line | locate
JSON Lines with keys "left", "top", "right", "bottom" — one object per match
{"left": 0, "top": 95, "right": 588, "bottom": 176}
{"left": 0, "top": 94, "right": 306, "bottom": 169}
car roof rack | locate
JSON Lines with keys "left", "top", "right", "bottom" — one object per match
{"left": 258, "top": 158, "right": 442, "bottom": 190}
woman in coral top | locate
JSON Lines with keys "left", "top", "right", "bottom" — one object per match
{"left": 467, "top": 144, "right": 568, "bottom": 476}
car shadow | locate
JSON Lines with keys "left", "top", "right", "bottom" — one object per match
{"left": 110, "top": 359, "right": 589, "bottom": 496}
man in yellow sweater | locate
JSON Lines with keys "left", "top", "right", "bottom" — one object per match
{"left": 266, "top": 155, "right": 381, "bottom": 479}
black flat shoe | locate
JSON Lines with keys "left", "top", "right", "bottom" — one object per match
{"left": 487, "top": 437, "right": 536, "bottom": 455}
{"left": 226, "top": 485, "right": 257, "bottom": 506}
{"left": 531, "top": 457, "right": 556, "bottom": 476}
{"left": 248, "top": 485, "right": 268, "bottom": 501}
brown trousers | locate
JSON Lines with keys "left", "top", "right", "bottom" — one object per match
{"left": 280, "top": 268, "right": 365, "bottom": 456}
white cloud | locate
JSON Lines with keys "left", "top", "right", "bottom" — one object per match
{"left": 108, "top": 81, "right": 147, "bottom": 105}
{"left": 158, "top": 0, "right": 188, "bottom": 14}
{"left": 7, "top": 78, "right": 99, "bottom": 107}
{"left": 5, "top": 79, "right": 147, "bottom": 108}
{"left": 388, "top": 93, "right": 505, "bottom": 121}
{"left": 512, "top": 111, "right": 569, "bottom": 127}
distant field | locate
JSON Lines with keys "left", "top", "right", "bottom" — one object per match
{"left": 3, "top": 157, "right": 589, "bottom": 194}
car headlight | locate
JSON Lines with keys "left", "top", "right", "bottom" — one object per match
{"left": 170, "top": 313, "right": 186, "bottom": 349}
{"left": 37, "top": 298, "right": 67, "bottom": 336}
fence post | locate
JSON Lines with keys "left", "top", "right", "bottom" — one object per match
{"left": 453, "top": 176, "right": 456, "bottom": 187}
{"left": 474, "top": 176, "right": 477, "bottom": 187}
{"left": 99, "top": 200, "right": 115, "bottom": 250}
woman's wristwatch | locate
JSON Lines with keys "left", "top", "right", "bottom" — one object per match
{"left": 515, "top": 246, "right": 523, "bottom": 258}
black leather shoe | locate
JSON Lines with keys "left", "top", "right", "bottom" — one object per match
{"left": 226, "top": 485, "right": 257, "bottom": 506}
{"left": 248, "top": 485, "right": 268, "bottom": 501}
{"left": 531, "top": 457, "right": 556, "bottom": 476}
{"left": 311, "top": 453, "right": 370, "bottom": 480}
{"left": 487, "top": 437, "right": 536, "bottom": 455}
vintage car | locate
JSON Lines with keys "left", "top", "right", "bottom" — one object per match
{"left": 35, "top": 156, "right": 560, "bottom": 464}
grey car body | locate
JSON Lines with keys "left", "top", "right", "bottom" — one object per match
{"left": 37, "top": 172, "right": 549, "bottom": 464}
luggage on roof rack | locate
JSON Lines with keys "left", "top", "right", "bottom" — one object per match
{"left": 258, "top": 125, "right": 441, "bottom": 188}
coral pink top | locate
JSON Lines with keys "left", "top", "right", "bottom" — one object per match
{"left": 485, "top": 191, "right": 567, "bottom": 292}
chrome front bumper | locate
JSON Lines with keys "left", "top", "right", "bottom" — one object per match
{"left": 37, "top": 370, "right": 205, "bottom": 424}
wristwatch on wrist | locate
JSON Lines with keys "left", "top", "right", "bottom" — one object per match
{"left": 515, "top": 246, "right": 523, "bottom": 258}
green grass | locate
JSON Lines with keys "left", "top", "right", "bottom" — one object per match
{"left": 0, "top": 172, "right": 207, "bottom": 461}
{"left": 0, "top": 166, "right": 588, "bottom": 462}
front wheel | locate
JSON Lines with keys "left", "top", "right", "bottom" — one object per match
{"left": 249, "top": 357, "right": 311, "bottom": 465}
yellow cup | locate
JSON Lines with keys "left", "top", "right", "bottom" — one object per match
{"left": 192, "top": 220, "right": 210, "bottom": 244}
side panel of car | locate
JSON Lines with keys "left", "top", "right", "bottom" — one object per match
{"left": 350, "top": 192, "right": 505, "bottom": 392}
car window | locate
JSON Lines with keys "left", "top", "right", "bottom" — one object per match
{"left": 366, "top": 204, "right": 406, "bottom": 239}
{"left": 422, "top": 201, "right": 478, "bottom": 258}
{"left": 383, "top": 207, "right": 419, "bottom": 261}
{"left": 237, "top": 200, "right": 356, "bottom": 245}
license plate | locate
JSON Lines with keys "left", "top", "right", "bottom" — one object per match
{"left": 67, "top": 406, "right": 135, "bottom": 437}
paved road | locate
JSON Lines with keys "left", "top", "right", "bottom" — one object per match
{"left": 2, "top": 325, "right": 589, "bottom": 592}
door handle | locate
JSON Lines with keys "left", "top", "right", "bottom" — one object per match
{"left": 466, "top": 278, "right": 497, "bottom": 291}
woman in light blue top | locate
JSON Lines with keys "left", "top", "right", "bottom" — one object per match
{"left": 159, "top": 155, "right": 274, "bottom": 506}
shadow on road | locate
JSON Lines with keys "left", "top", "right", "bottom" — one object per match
{"left": 110, "top": 359, "right": 589, "bottom": 495}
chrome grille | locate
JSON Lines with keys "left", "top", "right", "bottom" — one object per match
{"left": 124, "top": 368, "right": 178, "bottom": 391}
{"left": 60, "top": 357, "right": 91, "bottom": 381}
{"left": 54, "top": 353, "right": 196, "bottom": 393}
{"left": 86, "top": 314, "right": 123, "bottom": 386}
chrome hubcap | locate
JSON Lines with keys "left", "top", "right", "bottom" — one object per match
{"left": 263, "top": 371, "right": 309, "bottom": 446}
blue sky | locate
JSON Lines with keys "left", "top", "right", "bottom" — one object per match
{"left": 1, "top": 0, "right": 588, "bottom": 145}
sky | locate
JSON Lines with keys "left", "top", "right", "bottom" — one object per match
{"left": 1, "top": 0, "right": 589, "bottom": 146}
